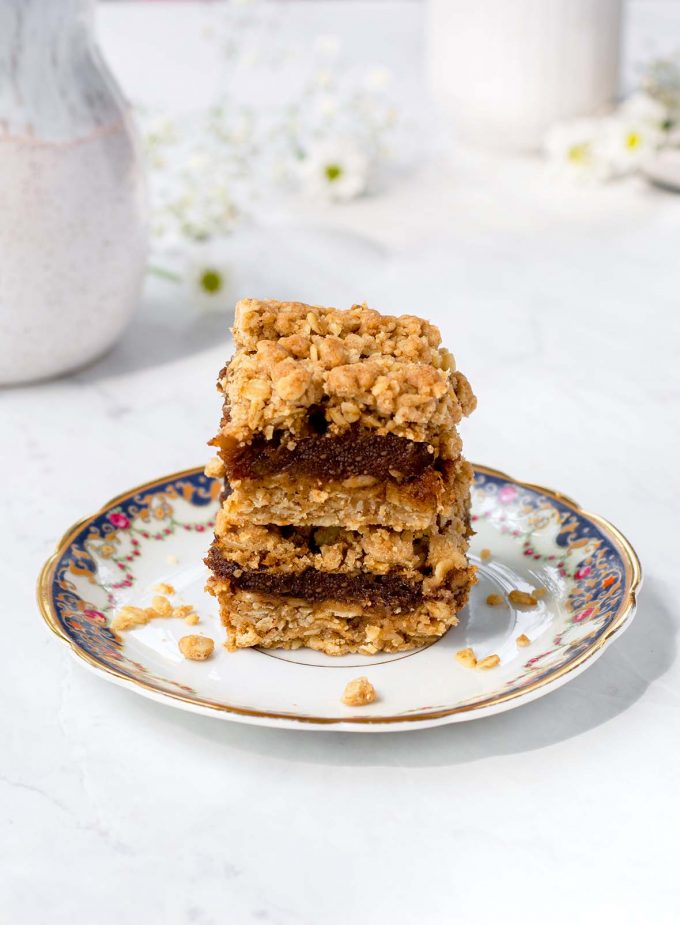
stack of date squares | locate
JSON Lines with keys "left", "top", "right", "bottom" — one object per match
{"left": 205, "top": 299, "right": 477, "bottom": 656}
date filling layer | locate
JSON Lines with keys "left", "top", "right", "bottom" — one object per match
{"left": 205, "top": 546, "right": 470, "bottom": 611}
{"left": 215, "top": 425, "right": 439, "bottom": 483}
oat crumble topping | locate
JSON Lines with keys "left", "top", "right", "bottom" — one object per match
{"left": 218, "top": 300, "right": 475, "bottom": 456}
{"left": 234, "top": 299, "right": 443, "bottom": 353}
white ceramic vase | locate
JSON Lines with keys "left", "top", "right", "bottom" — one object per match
{"left": 0, "top": 0, "right": 148, "bottom": 385}
{"left": 427, "top": 0, "right": 622, "bottom": 152}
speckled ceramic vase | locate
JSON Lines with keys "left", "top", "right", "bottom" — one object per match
{"left": 0, "top": 0, "right": 148, "bottom": 385}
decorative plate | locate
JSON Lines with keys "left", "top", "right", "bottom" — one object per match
{"left": 37, "top": 465, "right": 641, "bottom": 732}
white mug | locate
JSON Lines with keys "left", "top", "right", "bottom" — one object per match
{"left": 427, "top": 0, "right": 622, "bottom": 151}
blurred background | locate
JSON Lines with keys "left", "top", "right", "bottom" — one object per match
{"left": 3, "top": 0, "right": 679, "bottom": 584}
{"left": 2, "top": 0, "right": 678, "bottom": 500}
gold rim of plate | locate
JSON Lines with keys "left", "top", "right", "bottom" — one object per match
{"left": 36, "top": 464, "right": 643, "bottom": 726}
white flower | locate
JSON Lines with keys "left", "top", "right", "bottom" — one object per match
{"left": 600, "top": 114, "right": 664, "bottom": 175}
{"left": 544, "top": 118, "right": 612, "bottom": 182}
{"left": 298, "top": 138, "right": 370, "bottom": 202}
{"left": 183, "top": 240, "right": 236, "bottom": 315}
{"left": 154, "top": 143, "right": 240, "bottom": 243}
{"left": 141, "top": 112, "right": 178, "bottom": 169}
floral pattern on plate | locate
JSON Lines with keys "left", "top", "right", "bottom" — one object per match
{"left": 37, "top": 465, "right": 641, "bottom": 731}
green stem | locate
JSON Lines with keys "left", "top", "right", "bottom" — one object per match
{"left": 147, "top": 264, "right": 182, "bottom": 284}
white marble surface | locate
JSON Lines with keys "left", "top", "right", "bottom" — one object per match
{"left": 3, "top": 3, "right": 680, "bottom": 923}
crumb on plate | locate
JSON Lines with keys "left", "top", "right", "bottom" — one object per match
{"left": 153, "top": 582, "right": 175, "bottom": 596}
{"left": 485, "top": 593, "right": 505, "bottom": 606}
{"left": 455, "top": 647, "right": 478, "bottom": 668}
{"left": 178, "top": 635, "right": 215, "bottom": 660}
{"left": 110, "top": 605, "right": 152, "bottom": 633}
{"left": 508, "top": 589, "right": 538, "bottom": 607}
{"left": 111, "top": 597, "right": 201, "bottom": 634}
{"left": 151, "top": 595, "right": 173, "bottom": 617}
{"left": 532, "top": 586, "right": 546, "bottom": 599}
{"left": 342, "top": 677, "right": 377, "bottom": 706}
{"left": 477, "top": 654, "right": 500, "bottom": 670}
{"left": 480, "top": 548, "right": 492, "bottom": 561}
{"left": 166, "top": 554, "right": 179, "bottom": 565}
{"left": 516, "top": 634, "right": 530, "bottom": 647}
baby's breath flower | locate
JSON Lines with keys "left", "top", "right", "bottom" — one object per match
{"left": 643, "top": 56, "right": 680, "bottom": 125}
